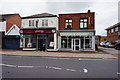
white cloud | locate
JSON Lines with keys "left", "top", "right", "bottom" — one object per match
{"left": 0, "top": 1, "right": 118, "bottom": 36}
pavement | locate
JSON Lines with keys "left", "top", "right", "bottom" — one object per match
{"left": 0, "top": 49, "right": 118, "bottom": 59}
{"left": 98, "top": 47, "right": 119, "bottom": 55}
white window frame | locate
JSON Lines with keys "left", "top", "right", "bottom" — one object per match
{"left": 80, "top": 19, "right": 88, "bottom": 28}
{"left": 65, "top": 19, "right": 72, "bottom": 29}
{"left": 42, "top": 20, "right": 48, "bottom": 26}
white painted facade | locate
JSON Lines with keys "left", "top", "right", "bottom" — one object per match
{"left": 21, "top": 17, "right": 58, "bottom": 51}
{"left": 0, "top": 21, "right": 6, "bottom": 32}
{"left": 22, "top": 17, "right": 58, "bottom": 30}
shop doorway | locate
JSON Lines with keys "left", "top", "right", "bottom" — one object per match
{"left": 38, "top": 35, "right": 46, "bottom": 51}
{"left": 72, "top": 39, "right": 80, "bottom": 51}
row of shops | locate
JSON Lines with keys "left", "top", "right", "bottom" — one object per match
{"left": 1, "top": 10, "right": 95, "bottom": 52}
{"left": 20, "top": 10, "right": 95, "bottom": 52}
{"left": 20, "top": 29, "right": 95, "bottom": 52}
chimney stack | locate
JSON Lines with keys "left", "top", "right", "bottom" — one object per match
{"left": 88, "top": 10, "right": 90, "bottom": 13}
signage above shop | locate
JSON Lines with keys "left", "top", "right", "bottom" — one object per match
{"left": 20, "top": 29, "right": 56, "bottom": 34}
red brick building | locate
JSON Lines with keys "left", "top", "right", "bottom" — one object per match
{"left": 58, "top": 10, "right": 95, "bottom": 51}
{"left": 106, "top": 22, "right": 120, "bottom": 42}
{"left": 101, "top": 36, "right": 107, "bottom": 42}
{"left": 95, "top": 35, "right": 107, "bottom": 46}
{"left": 0, "top": 14, "right": 21, "bottom": 49}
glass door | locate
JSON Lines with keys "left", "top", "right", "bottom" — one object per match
{"left": 72, "top": 39, "right": 80, "bottom": 51}
{"left": 38, "top": 35, "right": 46, "bottom": 51}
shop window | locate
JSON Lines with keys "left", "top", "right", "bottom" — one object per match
{"left": 61, "top": 37, "right": 67, "bottom": 48}
{"left": 61, "top": 36, "right": 71, "bottom": 48}
{"left": 42, "top": 20, "right": 48, "bottom": 26}
{"left": 65, "top": 19, "right": 72, "bottom": 29}
{"left": 24, "top": 35, "right": 36, "bottom": 48}
{"left": 81, "top": 38, "right": 84, "bottom": 49}
{"left": 68, "top": 38, "right": 71, "bottom": 48}
{"left": 47, "top": 34, "right": 54, "bottom": 49}
{"left": 80, "top": 19, "right": 88, "bottom": 28}
{"left": 85, "top": 38, "right": 92, "bottom": 49}
{"left": 115, "top": 27, "right": 118, "bottom": 32}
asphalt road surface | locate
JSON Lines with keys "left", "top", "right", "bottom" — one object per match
{"left": 1, "top": 55, "right": 119, "bottom": 78}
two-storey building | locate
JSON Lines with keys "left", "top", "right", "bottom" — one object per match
{"left": 105, "top": 22, "right": 120, "bottom": 42}
{"left": 0, "top": 14, "right": 21, "bottom": 49}
{"left": 58, "top": 10, "right": 95, "bottom": 51}
{"left": 20, "top": 13, "right": 58, "bottom": 51}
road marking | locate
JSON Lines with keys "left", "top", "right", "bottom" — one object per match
{"left": 83, "top": 69, "right": 88, "bottom": 73}
{"left": 117, "top": 72, "right": 120, "bottom": 74}
{"left": 1, "top": 64, "right": 82, "bottom": 73}
{"left": 66, "top": 69, "right": 77, "bottom": 72}
{"left": 18, "top": 66, "right": 34, "bottom": 68}
{"left": 0, "top": 64, "right": 17, "bottom": 67}
{"left": 49, "top": 67, "right": 62, "bottom": 70}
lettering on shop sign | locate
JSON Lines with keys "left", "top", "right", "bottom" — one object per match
{"left": 35, "top": 30, "right": 44, "bottom": 33}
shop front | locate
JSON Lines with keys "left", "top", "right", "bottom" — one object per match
{"left": 58, "top": 30, "right": 95, "bottom": 52}
{"left": 20, "top": 28, "right": 57, "bottom": 51}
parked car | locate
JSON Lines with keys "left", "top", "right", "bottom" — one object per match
{"left": 100, "top": 42, "right": 106, "bottom": 47}
{"left": 105, "top": 42, "right": 115, "bottom": 48}
{"left": 114, "top": 40, "right": 120, "bottom": 50}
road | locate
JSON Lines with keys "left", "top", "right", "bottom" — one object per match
{"left": 98, "top": 47, "right": 120, "bottom": 54}
{"left": 1, "top": 55, "right": 119, "bottom": 78}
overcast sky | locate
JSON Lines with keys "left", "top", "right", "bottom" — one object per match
{"left": 0, "top": 0, "right": 119, "bottom": 36}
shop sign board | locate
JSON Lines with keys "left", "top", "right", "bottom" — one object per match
{"left": 20, "top": 29, "right": 56, "bottom": 34}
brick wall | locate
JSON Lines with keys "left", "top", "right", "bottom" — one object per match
{"left": 59, "top": 10, "right": 95, "bottom": 30}
{"left": 6, "top": 14, "right": 21, "bottom": 33}
{"left": 107, "top": 25, "right": 120, "bottom": 42}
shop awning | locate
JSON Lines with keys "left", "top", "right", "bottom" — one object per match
{"left": 60, "top": 32, "right": 93, "bottom": 36}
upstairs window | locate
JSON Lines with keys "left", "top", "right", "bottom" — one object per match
{"left": 29, "top": 20, "right": 31, "bottom": 26}
{"left": 80, "top": 19, "right": 87, "bottom": 28}
{"left": 115, "top": 27, "right": 118, "bottom": 32}
{"left": 42, "top": 20, "right": 48, "bottom": 26}
{"left": 29, "top": 20, "right": 34, "bottom": 27}
{"left": 65, "top": 19, "right": 72, "bottom": 29}
{"left": 111, "top": 29, "right": 114, "bottom": 33}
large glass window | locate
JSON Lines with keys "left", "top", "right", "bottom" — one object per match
{"left": 61, "top": 37, "right": 67, "bottom": 48}
{"left": 81, "top": 36, "right": 92, "bottom": 49}
{"left": 65, "top": 19, "right": 72, "bottom": 29}
{"left": 61, "top": 36, "right": 71, "bottom": 48}
{"left": 80, "top": 19, "right": 88, "bottom": 28}
{"left": 47, "top": 34, "right": 54, "bottom": 49}
{"left": 81, "top": 37, "right": 84, "bottom": 49}
{"left": 85, "top": 38, "right": 92, "bottom": 49}
{"left": 68, "top": 38, "right": 71, "bottom": 48}
{"left": 24, "top": 35, "right": 36, "bottom": 48}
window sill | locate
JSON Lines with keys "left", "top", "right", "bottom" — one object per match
{"left": 80, "top": 28, "right": 88, "bottom": 29}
